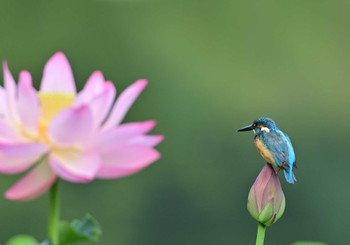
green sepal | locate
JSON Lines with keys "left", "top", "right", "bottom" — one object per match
{"left": 275, "top": 195, "right": 286, "bottom": 221}
{"left": 58, "top": 213, "right": 102, "bottom": 245}
{"left": 290, "top": 242, "right": 328, "bottom": 245}
{"left": 258, "top": 203, "right": 274, "bottom": 225}
{"left": 247, "top": 187, "right": 259, "bottom": 219}
{"left": 5, "top": 235, "right": 38, "bottom": 245}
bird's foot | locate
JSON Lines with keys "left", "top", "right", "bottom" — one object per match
{"left": 275, "top": 168, "right": 282, "bottom": 175}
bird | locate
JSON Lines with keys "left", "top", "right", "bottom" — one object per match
{"left": 238, "top": 117, "right": 296, "bottom": 184}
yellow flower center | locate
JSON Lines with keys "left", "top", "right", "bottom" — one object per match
{"left": 36, "top": 92, "right": 75, "bottom": 143}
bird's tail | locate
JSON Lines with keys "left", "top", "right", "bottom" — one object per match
{"left": 283, "top": 168, "right": 296, "bottom": 184}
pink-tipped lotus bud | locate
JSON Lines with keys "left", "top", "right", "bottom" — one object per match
{"left": 247, "top": 164, "right": 285, "bottom": 226}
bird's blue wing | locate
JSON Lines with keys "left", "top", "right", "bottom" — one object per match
{"left": 260, "top": 130, "right": 294, "bottom": 168}
{"left": 261, "top": 130, "right": 296, "bottom": 184}
{"left": 283, "top": 132, "right": 297, "bottom": 167}
{"left": 284, "top": 133, "right": 293, "bottom": 146}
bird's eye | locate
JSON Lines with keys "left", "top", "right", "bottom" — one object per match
{"left": 252, "top": 123, "right": 257, "bottom": 127}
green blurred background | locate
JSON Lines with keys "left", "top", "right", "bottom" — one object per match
{"left": 0, "top": 0, "right": 348, "bottom": 244}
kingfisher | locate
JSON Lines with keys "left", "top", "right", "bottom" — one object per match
{"left": 238, "top": 117, "right": 296, "bottom": 184}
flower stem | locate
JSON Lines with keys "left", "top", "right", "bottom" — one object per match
{"left": 49, "top": 180, "right": 60, "bottom": 245}
{"left": 256, "top": 222, "right": 266, "bottom": 245}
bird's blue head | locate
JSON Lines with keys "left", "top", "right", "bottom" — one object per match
{"left": 238, "top": 117, "right": 278, "bottom": 135}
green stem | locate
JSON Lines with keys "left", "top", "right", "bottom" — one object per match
{"left": 256, "top": 222, "right": 266, "bottom": 245}
{"left": 49, "top": 180, "right": 60, "bottom": 245}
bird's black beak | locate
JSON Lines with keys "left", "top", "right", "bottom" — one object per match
{"left": 237, "top": 124, "right": 254, "bottom": 132}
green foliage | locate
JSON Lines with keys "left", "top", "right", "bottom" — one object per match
{"left": 5, "top": 235, "right": 38, "bottom": 245}
{"left": 38, "top": 214, "right": 102, "bottom": 245}
{"left": 291, "top": 242, "right": 328, "bottom": 245}
{"left": 58, "top": 214, "right": 102, "bottom": 245}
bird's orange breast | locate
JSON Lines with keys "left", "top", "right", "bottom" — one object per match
{"left": 254, "top": 138, "right": 275, "bottom": 165}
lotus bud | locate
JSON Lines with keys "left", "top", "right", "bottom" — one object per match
{"left": 247, "top": 164, "right": 285, "bottom": 226}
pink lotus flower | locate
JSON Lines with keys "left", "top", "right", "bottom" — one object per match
{"left": 0, "top": 52, "right": 163, "bottom": 201}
